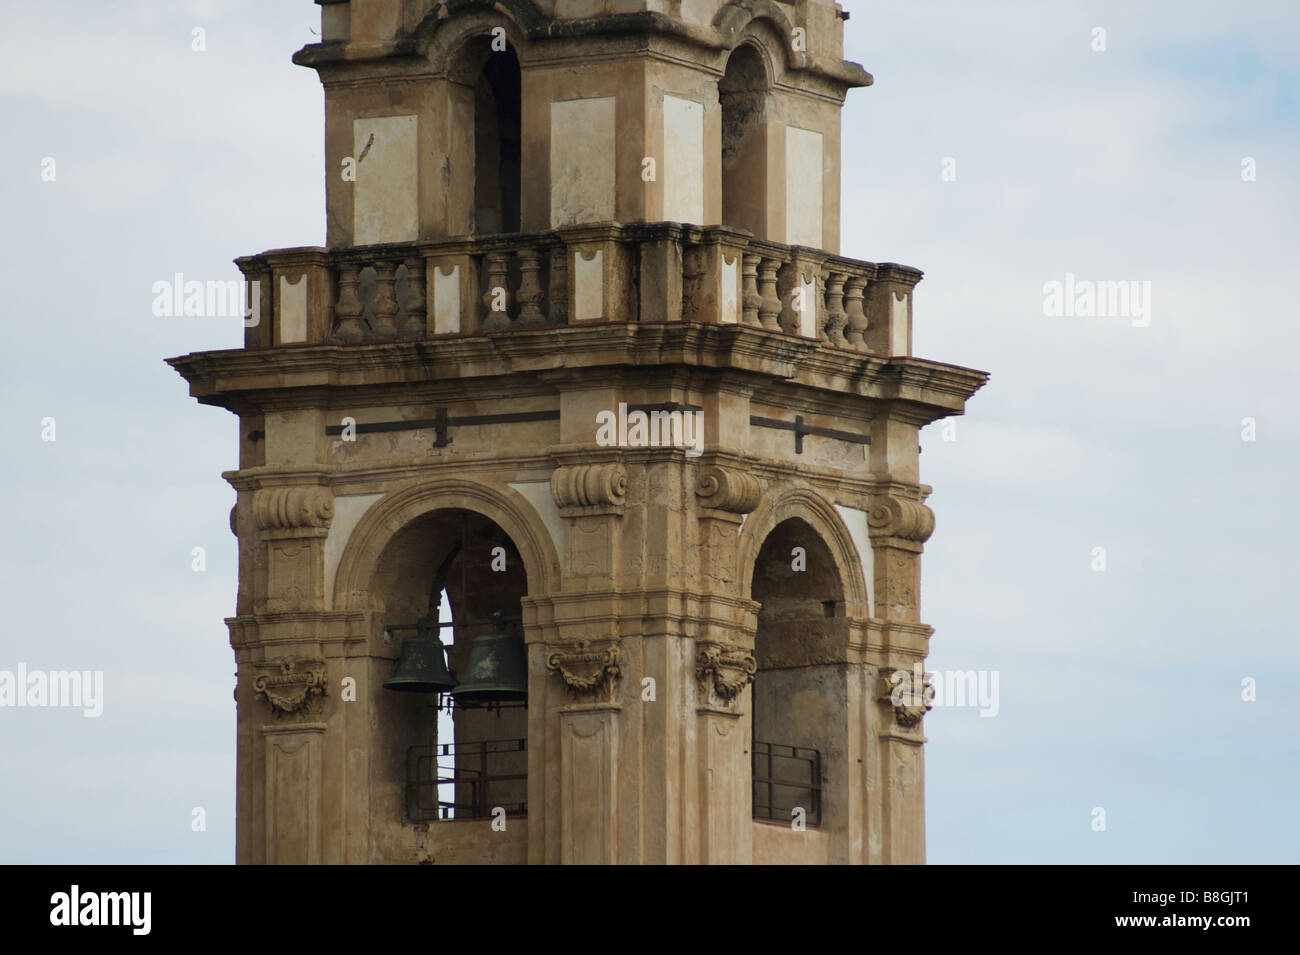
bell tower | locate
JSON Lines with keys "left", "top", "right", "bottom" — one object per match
{"left": 170, "top": 0, "right": 987, "bottom": 865}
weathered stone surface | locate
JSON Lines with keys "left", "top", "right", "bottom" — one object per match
{"left": 169, "top": 0, "right": 986, "bottom": 866}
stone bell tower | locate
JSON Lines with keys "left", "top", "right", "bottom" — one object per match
{"left": 169, "top": 0, "right": 986, "bottom": 865}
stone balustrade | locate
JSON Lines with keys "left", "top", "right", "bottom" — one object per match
{"left": 235, "top": 224, "right": 921, "bottom": 357}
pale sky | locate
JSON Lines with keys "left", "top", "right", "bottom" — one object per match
{"left": 1, "top": 0, "right": 1296, "bottom": 863}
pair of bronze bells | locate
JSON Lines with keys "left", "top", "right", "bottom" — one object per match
{"left": 383, "top": 609, "right": 527, "bottom": 703}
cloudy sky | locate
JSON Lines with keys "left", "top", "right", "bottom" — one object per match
{"left": 1, "top": 0, "right": 1296, "bottom": 864}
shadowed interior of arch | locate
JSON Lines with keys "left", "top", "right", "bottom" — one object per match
{"left": 474, "top": 44, "right": 521, "bottom": 234}
{"left": 749, "top": 517, "right": 846, "bottom": 828}
{"left": 720, "top": 42, "right": 770, "bottom": 237}
{"left": 373, "top": 507, "right": 529, "bottom": 822}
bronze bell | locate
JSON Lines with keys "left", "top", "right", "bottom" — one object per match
{"left": 450, "top": 610, "right": 527, "bottom": 704}
{"left": 383, "top": 610, "right": 456, "bottom": 694}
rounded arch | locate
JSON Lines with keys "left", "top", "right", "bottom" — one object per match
{"left": 333, "top": 477, "right": 561, "bottom": 614}
{"left": 739, "top": 486, "right": 870, "bottom": 619}
{"left": 722, "top": 37, "right": 774, "bottom": 91}
{"left": 713, "top": 2, "right": 802, "bottom": 77}
{"left": 719, "top": 39, "right": 773, "bottom": 236}
{"left": 417, "top": 7, "right": 538, "bottom": 81}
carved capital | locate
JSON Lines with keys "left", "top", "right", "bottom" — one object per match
{"left": 866, "top": 495, "right": 934, "bottom": 543}
{"left": 878, "top": 666, "right": 932, "bottom": 729}
{"left": 551, "top": 464, "right": 627, "bottom": 508}
{"left": 696, "top": 642, "right": 757, "bottom": 704}
{"left": 252, "top": 486, "right": 334, "bottom": 531}
{"left": 696, "top": 465, "right": 761, "bottom": 514}
{"left": 253, "top": 658, "right": 327, "bottom": 717}
{"left": 546, "top": 641, "right": 622, "bottom": 699}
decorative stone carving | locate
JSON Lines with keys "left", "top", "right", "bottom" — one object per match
{"left": 551, "top": 464, "right": 627, "bottom": 508}
{"left": 253, "top": 659, "right": 327, "bottom": 716}
{"left": 252, "top": 486, "right": 334, "bottom": 531}
{"left": 879, "top": 666, "right": 931, "bottom": 728}
{"left": 696, "top": 465, "right": 761, "bottom": 514}
{"left": 547, "top": 641, "right": 622, "bottom": 699}
{"left": 696, "top": 643, "right": 757, "bottom": 703}
{"left": 866, "top": 495, "right": 934, "bottom": 543}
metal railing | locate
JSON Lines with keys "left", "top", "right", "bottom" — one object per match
{"left": 406, "top": 738, "right": 527, "bottom": 822}
{"left": 752, "top": 740, "right": 821, "bottom": 826}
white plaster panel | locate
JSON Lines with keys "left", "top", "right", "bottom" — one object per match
{"left": 663, "top": 94, "right": 704, "bottom": 224}
{"left": 785, "top": 126, "right": 824, "bottom": 249}
{"left": 890, "top": 291, "right": 910, "bottom": 356}
{"left": 550, "top": 97, "right": 616, "bottom": 227}
{"left": 720, "top": 253, "right": 739, "bottom": 324}
{"left": 278, "top": 273, "right": 308, "bottom": 344}
{"left": 433, "top": 264, "right": 460, "bottom": 334}
{"left": 509, "top": 480, "right": 565, "bottom": 557}
{"left": 573, "top": 249, "right": 604, "bottom": 321}
{"left": 799, "top": 274, "right": 817, "bottom": 337}
{"left": 353, "top": 115, "right": 418, "bottom": 245}
{"left": 834, "top": 504, "right": 875, "bottom": 616}
{"left": 325, "top": 493, "right": 384, "bottom": 605}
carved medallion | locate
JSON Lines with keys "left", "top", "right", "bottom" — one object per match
{"left": 696, "top": 643, "right": 757, "bottom": 704}
{"left": 253, "top": 659, "right": 327, "bottom": 716}
{"left": 546, "top": 641, "right": 622, "bottom": 699}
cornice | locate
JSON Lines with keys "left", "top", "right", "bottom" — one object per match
{"left": 167, "top": 325, "right": 987, "bottom": 419}
{"left": 293, "top": 4, "right": 872, "bottom": 92}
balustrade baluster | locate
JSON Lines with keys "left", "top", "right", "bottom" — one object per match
{"left": 824, "top": 270, "right": 848, "bottom": 347}
{"left": 741, "top": 254, "right": 762, "bottom": 327}
{"left": 757, "top": 257, "right": 782, "bottom": 331}
{"left": 548, "top": 244, "right": 568, "bottom": 325}
{"left": 332, "top": 263, "right": 365, "bottom": 342}
{"left": 516, "top": 248, "right": 545, "bottom": 326}
{"left": 843, "top": 276, "right": 868, "bottom": 349}
{"left": 370, "top": 261, "right": 400, "bottom": 340}
{"left": 399, "top": 256, "right": 426, "bottom": 339}
{"left": 481, "top": 252, "right": 511, "bottom": 331}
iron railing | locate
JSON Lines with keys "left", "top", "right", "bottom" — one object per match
{"left": 752, "top": 741, "right": 821, "bottom": 826}
{"left": 406, "top": 738, "right": 527, "bottom": 822}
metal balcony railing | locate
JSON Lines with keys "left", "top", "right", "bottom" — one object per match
{"left": 752, "top": 740, "right": 821, "bottom": 827}
{"left": 406, "top": 738, "right": 527, "bottom": 823}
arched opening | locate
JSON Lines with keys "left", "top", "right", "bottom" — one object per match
{"left": 473, "top": 45, "right": 522, "bottom": 234}
{"left": 375, "top": 507, "right": 529, "bottom": 823}
{"left": 749, "top": 517, "right": 845, "bottom": 827}
{"left": 719, "top": 43, "right": 770, "bottom": 238}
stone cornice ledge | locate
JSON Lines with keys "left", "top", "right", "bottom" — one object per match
{"left": 167, "top": 328, "right": 986, "bottom": 416}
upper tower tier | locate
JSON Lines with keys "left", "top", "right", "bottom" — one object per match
{"left": 299, "top": 0, "right": 871, "bottom": 252}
